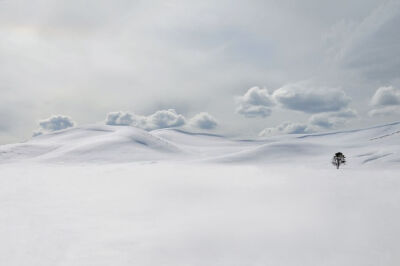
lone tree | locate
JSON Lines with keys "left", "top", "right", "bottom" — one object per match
{"left": 332, "top": 152, "right": 346, "bottom": 169}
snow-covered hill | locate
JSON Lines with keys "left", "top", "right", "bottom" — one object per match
{"left": 1, "top": 122, "right": 399, "bottom": 167}
{"left": 1, "top": 122, "right": 400, "bottom": 266}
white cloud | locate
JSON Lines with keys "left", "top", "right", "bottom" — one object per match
{"left": 147, "top": 109, "right": 186, "bottom": 130}
{"left": 236, "top": 87, "right": 275, "bottom": 118}
{"left": 105, "top": 109, "right": 186, "bottom": 130}
{"left": 371, "top": 86, "right": 400, "bottom": 106}
{"left": 243, "top": 82, "right": 357, "bottom": 135}
{"left": 273, "top": 82, "right": 351, "bottom": 114}
{"left": 369, "top": 106, "right": 400, "bottom": 117}
{"left": 309, "top": 109, "right": 357, "bottom": 129}
{"left": 369, "top": 86, "right": 400, "bottom": 116}
{"left": 105, "top": 111, "right": 135, "bottom": 126}
{"left": 259, "top": 122, "right": 315, "bottom": 137}
{"left": 189, "top": 112, "right": 218, "bottom": 130}
{"left": 33, "top": 115, "right": 75, "bottom": 136}
{"left": 237, "top": 105, "right": 272, "bottom": 118}
{"left": 260, "top": 108, "right": 357, "bottom": 136}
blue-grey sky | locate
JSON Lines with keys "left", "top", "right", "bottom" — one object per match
{"left": 1, "top": 0, "right": 399, "bottom": 143}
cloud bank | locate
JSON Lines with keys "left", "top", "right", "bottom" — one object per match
{"left": 237, "top": 82, "right": 352, "bottom": 121}
{"left": 240, "top": 82, "right": 357, "bottom": 136}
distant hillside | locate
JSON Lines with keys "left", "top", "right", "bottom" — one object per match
{"left": 0, "top": 122, "right": 399, "bottom": 167}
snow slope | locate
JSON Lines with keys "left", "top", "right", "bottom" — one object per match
{"left": 0, "top": 125, "right": 185, "bottom": 163}
{"left": 0, "top": 122, "right": 400, "bottom": 266}
{"left": 1, "top": 122, "right": 399, "bottom": 166}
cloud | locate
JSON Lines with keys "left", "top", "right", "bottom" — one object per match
{"left": 259, "top": 122, "right": 315, "bottom": 136}
{"left": 259, "top": 108, "right": 357, "bottom": 136}
{"left": 309, "top": 109, "right": 357, "bottom": 129}
{"left": 369, "top": 86, "right": 400, "bottom": 116}
{"left": 237, "top": 105, "right": 272, "bottom": 118}
{"left": 147, "top": 109, "right": 186, "bottom": 130}
{"left": 370, "top": 86, "right": 400, "bottom": 106}
{"left": 105, "top": 111, "right": 135, "bottom": 126}
{"left": 0, "top": 1, "right": 396, "bottom": 143}
{"left": 369, "top": 106, "right": 400, "bottom": 117}
{"left": 189, "top": 112, "right": 218, "bottom": 130}
{"left": 273, "top": 82, "right": 351, "bottom": 113}
{"left": 33, "top": 115, "right": 75, "bottom": 136}
{"left": 236, "top": 87, "right": 275, "bottom": 118}
{"left": 105, "top": 109, "right": 186, "bottom": 130}
{"left": 240, "top": 82, "right": 356, "bottom": 135}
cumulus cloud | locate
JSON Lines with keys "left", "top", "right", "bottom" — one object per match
{"left": 33, "top": 115, "right": 75, "bottom": 136}
{"left": 273, "top": 82, "right": 351, "bottom": 113}
{"left": 148, "top": 109, "right": 186, "bottom": 129}
{"left": 105, "top": 111, "right": 135, "bottom": 126}
{"left": 309, "top": 109, "right": 357, "bottom": 129}
{"left": 371, "top": 86, "right": 400, "bottom": 107}
{"left": 236, "top": 87, "right": 275, "bottom": 118}
{"left": 259, "top": 122, "right": 315, "bottom": 136}
{"left": 189, "top": 112, "right": 218, "bottom": 130}
{"left": 244, "top": 82, "right": 357, "bottom": 136}
{"left": 105, "top": 109, "right": 186, "bottom": 130}
{"left": 369, "top": 86, "right": 400, "bottom": 116}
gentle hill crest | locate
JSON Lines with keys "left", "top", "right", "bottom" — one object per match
{"left": 0, "top": 122, "right": 399, "bottom": 166}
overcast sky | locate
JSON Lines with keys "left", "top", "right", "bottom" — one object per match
{"left": 1, "top": 0, "right": 399, "bottom": 143}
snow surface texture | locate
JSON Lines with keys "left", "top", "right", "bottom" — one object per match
{"left": 1, "top": 122, "right": 400, "bottom": 265}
